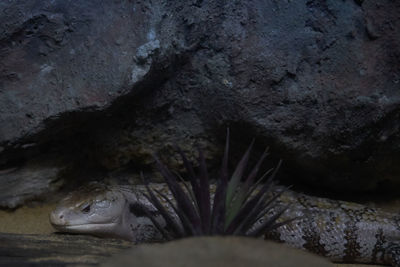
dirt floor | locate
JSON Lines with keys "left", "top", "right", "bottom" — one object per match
{"left": 0, "top": 203, "right": 56, "bottom": 235}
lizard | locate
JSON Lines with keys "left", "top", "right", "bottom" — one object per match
{"left": 49, "top": 182, "right": 400, "bottom": 266}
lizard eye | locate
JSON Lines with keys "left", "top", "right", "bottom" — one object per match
{"left": 96, "top": 200, "right": 110, "bottom": 208}
{"left": 81, "top": 204, "right": 91, "bottom": 213}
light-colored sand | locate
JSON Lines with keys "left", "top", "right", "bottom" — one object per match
{"left": 0, "top": 203, "right": 57, "bottom": 234}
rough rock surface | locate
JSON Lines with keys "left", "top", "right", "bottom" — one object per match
{"left": 0, "top": 0, "right": 400, "bottom": 207}
{"left": 0, "top": 233, "right": 130, "bottom": 267}
{"left": 0, "top": 162, "right": 60, "bottom": 208}
{"left": 101, "top": 236, "right": 333, "bottom": 267}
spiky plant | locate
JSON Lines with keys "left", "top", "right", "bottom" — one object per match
{"left": 140, "top": 130, "right": 295, "bottom": 240}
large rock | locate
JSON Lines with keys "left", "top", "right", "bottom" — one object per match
{"left": 162, "top": 0, "right": 400, "bottom": 192}
{"left": 0, "top": 0, "right": 191, "bottom": 207}
{"left": 0, "top": 0, "right": 400, "bottom": 207}
{"left": 0, "top": 0, "right": 164, "bottom": 143}
{"left": 101, "top": 236, "right": 333, "bottom": 267}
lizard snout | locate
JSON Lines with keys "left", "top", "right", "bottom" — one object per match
{"left": 49, "top": 208, "right": 67, "bottom": 226}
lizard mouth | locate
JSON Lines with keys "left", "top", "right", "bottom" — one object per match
{"left": 51, "top": 222, "right": 118, "bottom": 233}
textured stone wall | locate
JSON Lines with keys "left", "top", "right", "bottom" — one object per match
{"left": 0, "top": 0, "right": 399, "bottom": 207}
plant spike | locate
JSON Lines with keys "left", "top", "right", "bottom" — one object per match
{"left": 244, "top": 159, "right": 282, "bottom": 205}
{"left": 243, "top": 167, "right": 274, "bottom": 202}
{"left": 197, "top": 147, "right": 211, "bottom": 233}
{"left": 210, "top": 128, "right": 230, "bottom": 234}
{"left": 174, "top": 171, "right": 200, "bottom": 216}
{"left": 153, "top": 189, "right": 200, "bottom": 236}
{"left": 226, "top": 186, "right": 283, "bottom": 235}
{"left": 252, "top": 186, "right": 292, "bottom": 225}
{"left": 132, "top": 195, "right": 172, "bottom": 241}
{"left": 246, "top": 205, "right": 290, "bottom": 237}
{"left": 153, "top": 155, "right": 201, "bottom": 228}
{"left": 140, "top": 173, "right": 184, "bottom": 238}
{"left": 242, "top": 147, "right": 269, "bottom": 190}
{"left": 238, "top": 188, "right": 288, "bottom": 234}
{"left": 225, "top": 147, "right": 269, "bottom": 227}
{"left": 225, "top": 162, "right": 282, "bottom": 233}
{"left": 225, "top": 139, "right": 254, "bottom": 208}
{"left": 140, "top": 130, "right": 294, "bottom": 240}
{"left": 175, "top": 146, "right": 201, "bottom": 205}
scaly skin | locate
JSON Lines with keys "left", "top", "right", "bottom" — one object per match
{"left": 50, "top": 182, "right": 400, "bottom": 266}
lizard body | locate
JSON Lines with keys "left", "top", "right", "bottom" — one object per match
{"left": 50, "top": 182, "right": 400, "bottom": 266}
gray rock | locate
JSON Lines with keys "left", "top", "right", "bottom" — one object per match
{"left": 0, "top": 0, "right": 169, "bottom": 143}
{"left": 0, "top": 162, "right": 60, "bottom": 208}
{"left": 101, "top": 236, "right": 333, "bottom": 267}
{"left": 0, "top": 0, "right": 400, "bottom": 202}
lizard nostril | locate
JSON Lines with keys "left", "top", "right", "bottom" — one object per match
{"left": 59, "top": 215, "right": 64, "bottom": 219}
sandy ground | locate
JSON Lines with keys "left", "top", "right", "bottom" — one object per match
{"left": 0, "top": 203, "right": 56, "bottom": 234}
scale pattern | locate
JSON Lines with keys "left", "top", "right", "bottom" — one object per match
{"left": 264, "top": 189, "right": 400, "bottom": 266}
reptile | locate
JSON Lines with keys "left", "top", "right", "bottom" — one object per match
{"left": 50, "top": 182, "right": 400, "bottom": 266}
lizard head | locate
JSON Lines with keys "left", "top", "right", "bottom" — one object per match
{"left": 49, "top": 182, "right": 128, "bottom": 238}
{"left": 50, "top": 182, "right": 164, "bottom": 242}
